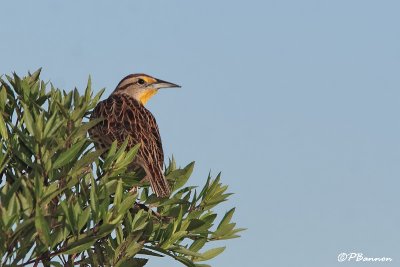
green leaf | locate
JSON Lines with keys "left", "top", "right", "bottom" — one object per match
{"left": 133, "top": 218, "right": 148, "bottom": 232}
{"left": 22, "top": 104, "right": 35, "bottom": 135}
{"left": 0, "top": 86, "right": 7, "bottom": 110}
{"left": 0, "top": 149, "right": 9, "bottom": 174}
{"left": 117, "top": 192, "right": 137, "bottom": 215}
{"left": 88, "top": 87, "right": 105, "bottom": 109}
{"left": 213, "top": 222, "right": 236, "bottom": 238}
{"left": 161, "top": 231, "right": 187, "bottom": 250}
{"left": 187, "top": 219, "right": 206, "bottom": 231}
{"left": 0, "top": 113, "right": 8, "bottom": 140}
{"left": 84, "top": 76, "right": 92, "bottom": 102}
{"left": 96, "top": 223, "right": 116, "bottom": 237}
{"left": 34, "top": 171, "right": 43, "bottom": 198}
{"left": 29, "top": 68, "right": 42, "bottom": 83}
{"left": 197, "top": 247, "right": 226, "bottom": 261}
{"left": 216, "top": 208, "right": 235, "bottom": 230}
{"left": 73, "top": 117, "right": 103, "bottom": 137}
{"left": 174, "top": 247, "right": 203, "bottom": 258}
{"left": 78, "top": 207, "right": 91, "bottom": 230}
{"left": 53, "top": 139, "right": 87, "bottom": 169}
{"left": 70, "top": 149, "right": 104, "bottom": 175}
{"left": 73, "top": 88, "right": 80, "bottom": 106}
{"left": 189, "top": 238, "right": 207, "bottom": 252}
{"left": 62, "top": 239, "right": 96, "bottom": 255}
{"left": 6, "top": 194, "right": 18, "bottom": 224}
{"left": 113, "top": 179, "right": 123, "bottom": 208}
{"left": 35, "top": 206, "right": 51, "bottom": 246}
{"left": 114, "top": 234, "right": 144, "bottom": 266}
{"left": 170, "top": 161, "right": 195, "bottom": 191}
{"left": 40, "top": 182, "right": 59, "bottom": 206}
{"left": 117, "top": 258, "right": 148, "bottom": 267}
{"left": 42, "top": 111, "right": 59, "bottom": 138}
{"left": 90, "top": 176, "right": 99, "bottom": 222}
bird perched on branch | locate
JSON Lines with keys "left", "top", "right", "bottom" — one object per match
{"left": 89, "top": 74, "right": 180, "bottom": 197}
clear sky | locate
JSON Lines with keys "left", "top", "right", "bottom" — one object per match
{"left": 1, "top": 1, "right": 400, "bottom": 266}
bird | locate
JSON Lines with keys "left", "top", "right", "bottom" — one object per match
{"left": 89, "top": 73, "right": 180, "bottom": 197}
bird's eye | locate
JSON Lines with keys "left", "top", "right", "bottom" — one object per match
{"left": 138, "top": 79, "right": 145, "bottom": 85}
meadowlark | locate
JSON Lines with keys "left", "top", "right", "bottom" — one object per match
{"left": 89, "top": 74, "right": 180, "bottom": 197}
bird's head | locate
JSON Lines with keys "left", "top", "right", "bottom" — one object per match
{"left": 113, "top": 73, "right": 180, "bottom": 105}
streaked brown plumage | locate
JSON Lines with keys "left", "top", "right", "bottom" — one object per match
{"left": 89, "top": 73, "right": 180, "bottom": 197}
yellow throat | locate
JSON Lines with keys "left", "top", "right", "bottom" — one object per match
{"left": 139, "top": 89, "right": 158, "bottom": 105}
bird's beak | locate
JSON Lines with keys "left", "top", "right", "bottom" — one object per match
{"left": 151, "top": 78, "right": 181, "bottom": 89}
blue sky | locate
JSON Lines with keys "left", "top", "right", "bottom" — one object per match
{"left": 1, "top": 0, "right": 400, "bottom": 266}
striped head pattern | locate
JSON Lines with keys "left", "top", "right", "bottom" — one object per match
{"left": 114, "top": 74, "right": 180, "bottom": 105}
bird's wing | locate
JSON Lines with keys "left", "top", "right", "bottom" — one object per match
{"left": 147, "top": 111, "right": 164, "bottom": 164}
{"left": 90, "top": 94, "right": 164, "bottom": 167}
{"left": 90, "top": 95, "right": 128, "bottom": 148}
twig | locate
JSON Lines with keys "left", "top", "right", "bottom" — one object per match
{"left": 134, "top": 202, "right": 172, "bottom": 223}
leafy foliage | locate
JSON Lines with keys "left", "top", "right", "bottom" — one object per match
{"left": 0, "top": 70, "right": 243, "bottom": 266}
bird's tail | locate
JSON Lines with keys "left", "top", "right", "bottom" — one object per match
{"left": 147, "top": 166, "right": 171, "bottom": 197}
